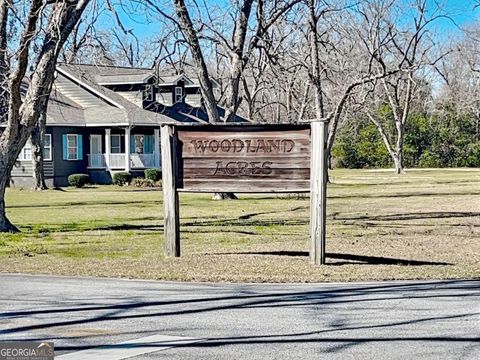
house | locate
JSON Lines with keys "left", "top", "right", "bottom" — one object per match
{"left": 4, "top": 63, "right": 243, "bottom": 187}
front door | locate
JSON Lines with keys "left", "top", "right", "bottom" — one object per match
{"left": 89, "top": 135, "right": 103, "bottom": 167}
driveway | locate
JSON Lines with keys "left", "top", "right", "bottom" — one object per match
{"left": 0, "top": 274, "right": 478, "bottom": 359}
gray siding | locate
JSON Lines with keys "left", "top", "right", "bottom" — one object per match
{"left": 10, "top": 161, "right": 54, "bottom": 188}
{"left": 10, "top": 128, "right": 55, "bottom": 187}
{"left": 157, "top": 91, "right": 173, "bottom": 106}
{"left": 185, "top": 94, "right": 202, "bottom": 107}
{"left": 11, "top": 161, "right": 54, "bottom": 177}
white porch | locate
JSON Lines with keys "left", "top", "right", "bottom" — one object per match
{"left": 87, "top": 128, "right": 161, "bottom": 171}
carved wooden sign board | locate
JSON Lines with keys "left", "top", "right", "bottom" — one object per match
{"left": 161, "top": 123, "right": 328, "bottom": 265}
{"left": 177, "top": 125, "right": 311, "bottom": 193}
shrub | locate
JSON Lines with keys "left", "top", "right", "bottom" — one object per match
{"left": 68, "top": 174, "right": 89, "bottom": 188}
{"left": 112, "top": 172, "right": 131, "bottom": 186}
{"left": 144, "top": 168, "right": 162, "bottom": 181}
{"left": 130, "top": 178, "right": 162, "bottom": 188}
{"left": 130, "top": 178, "right": 156, "bottom": 188}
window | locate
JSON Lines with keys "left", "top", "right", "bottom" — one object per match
{"left": 145, "top": 85, "right": 154, "bottom": 101}
{"left": 175, "top": 86, "right": 183, "bottom": 103}
{"left": 62, "top": 134, "right": 82, "bottom": 161}
{"left": 67, "top": 134, "right": 78, "bottom": 160}
{"left": 111, "top": 135, "right": 121, "bottom": 154}
{"left": 134, "top": 135, "right": 144, "bottom": 154}
{"left": 19, "top": 141, "right": 32, "bottom": 161}
{"left": 43, "top": 134, "right": 52, "bottom": 161}
{"left": 17, "top": 134, "right": 52, "bottom": 161}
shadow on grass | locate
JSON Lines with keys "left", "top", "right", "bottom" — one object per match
{"left": 336, "top": 211, "right": 480, "bottom": 222}
{"left": 7, "top": 200, "right": 161, "bottom": 210}
{"left": 211, "top": 251, "right": 451, "bottom": 266}
{"left": 330, "top": 191, "right": 480, "bottom": 200}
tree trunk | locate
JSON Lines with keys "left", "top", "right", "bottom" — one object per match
{"left": 31, "top": 111, "right": 48, "bottom": 190}
{"left": 173, "top": 0, "right": 220, "bottom": 123}
{"left": 223, "top": 60, "right": 242, "bottom": 122}
{"left": 393, "top": 154, "right": 404, "bottom": 174}
{"left": 0, "top": 172, "right": 18, "bottom": 232}
{"left": 0, "top": 0, "right": 91, "bottom": 233}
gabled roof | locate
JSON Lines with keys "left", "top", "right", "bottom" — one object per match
{"left": 158, "top": 74, "right": 194, "bottom": 86}
{"left": 0, "top": 63, "right": 243, "bottom": 128}
{"left": 49, "top": 64, "right": 176, "bottom": 126}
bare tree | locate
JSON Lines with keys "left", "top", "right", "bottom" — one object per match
{"left": 0, "top": 0, "right": 91, "bottom": 232}
{"left": 436, "top": 22, "right": 480, "bottom": 140}
{"left": 362, "top": 0, "right": 446, "bottom": 173}
{"left": 293, "top": 0, "right": 403, "bottom": 173}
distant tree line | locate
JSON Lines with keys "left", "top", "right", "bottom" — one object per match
{"left": 333, "top": 107, "right": 480, "bottom": 169}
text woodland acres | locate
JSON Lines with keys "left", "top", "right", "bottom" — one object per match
{"left": 185, "top": 138, "right": 300, "bottom": 177}
{"left": 189, "top": 138, "right": 296, "bottom": 154}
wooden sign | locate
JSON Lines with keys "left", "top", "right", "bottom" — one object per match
{"left": 161, "top": 122, "right": 328, "bottom": 265}
{"left": 176, "top": 125, "right": 311, "bottom": 193}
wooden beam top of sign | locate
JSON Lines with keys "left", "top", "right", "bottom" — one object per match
{"left": 175, "top": 125, "right": 311, "bottom": 193}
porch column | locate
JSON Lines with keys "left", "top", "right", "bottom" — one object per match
{"left": 105, "top": 128, "right": 111, "bottom": 170}
{"left": 154, "top": 128, "right": 160, "bottom": 168}
{"left": 125, "top": 127, "right": 131, "bottom": 172}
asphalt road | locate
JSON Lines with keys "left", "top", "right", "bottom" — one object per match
{"left": 0, "top": 274, "right": 479, "bottom": 359}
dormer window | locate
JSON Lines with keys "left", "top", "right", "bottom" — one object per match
{"left": 145, "top": 85, "right": 154, "bottom": 101}
{"left": 175, "top": 86, "right": 183, "bottom": 103}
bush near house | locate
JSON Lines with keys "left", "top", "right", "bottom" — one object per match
{"left": 68, "top": 174, "right": 90, "bottom": 188}
{"left": 130, "top": 178, "right": 160, "bottom": 188}
{"left": 144, "top": 168, "right": 162, "bottom": 181}
{"left": 112, "top": 172, "right": 131, "bottom": 186}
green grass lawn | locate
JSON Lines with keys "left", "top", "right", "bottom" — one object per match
{"left": 1, "top": 168, "right": 479, "bottom": 282}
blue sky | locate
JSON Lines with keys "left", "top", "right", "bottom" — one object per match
{"left": 427, "top": 0, "right": 479, "bottom": 35}
{"left": 99, "top": 0, "right": 480, "bottom": 41}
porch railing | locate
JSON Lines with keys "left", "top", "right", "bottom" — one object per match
{"left": 88, "top": 154, "right": 106, "bottom": 168}
{"left": 87, "top": 153, "right": 157, "bottom": 170}
{"left": 131, "top": 153, "right": 155, "bottom": 168}
{"left": 109, "top": 153, "right": 126, "bottom": 169}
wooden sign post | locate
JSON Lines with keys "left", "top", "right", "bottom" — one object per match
{"left": 160, "top": 125, "right": 179, "bottom": 257}
{"left": 310, "top": 121, "right": 328, "bottom": 265}
{"left": 161, "top": 123, "right": 328, "bottom": 265}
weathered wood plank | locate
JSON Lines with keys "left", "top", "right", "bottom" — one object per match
{"left": 181, "top": 179, "right": 310, "bottom": 193}
{"left": 178, "top": 133, "right": 310, "bottom": 158}
{"left": 181, "top": 168, "right": 310, "bottom": 180}
{"left": 182, "top": 157, "right": 310, "bottom": 166}
{"left": 161, "top": 125, "right": 180, "bottom": 257}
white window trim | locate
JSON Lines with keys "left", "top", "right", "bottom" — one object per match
{"left": 18, "top": 141, "right": 32, "bottom": 161}
{"left": 175, "top": 86, "right": 183, "bottom": 103}
{"left": 145, "top": 85, "right": 154, "bottom": 101}
{"left": 44, "top": 134, "right": 52, "bottom": 161}
{"left": 67, "top": 134, "right": 78, "bottom": 161}
{"left": 111, "top": 134, "right": 122, "bottom": 154}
